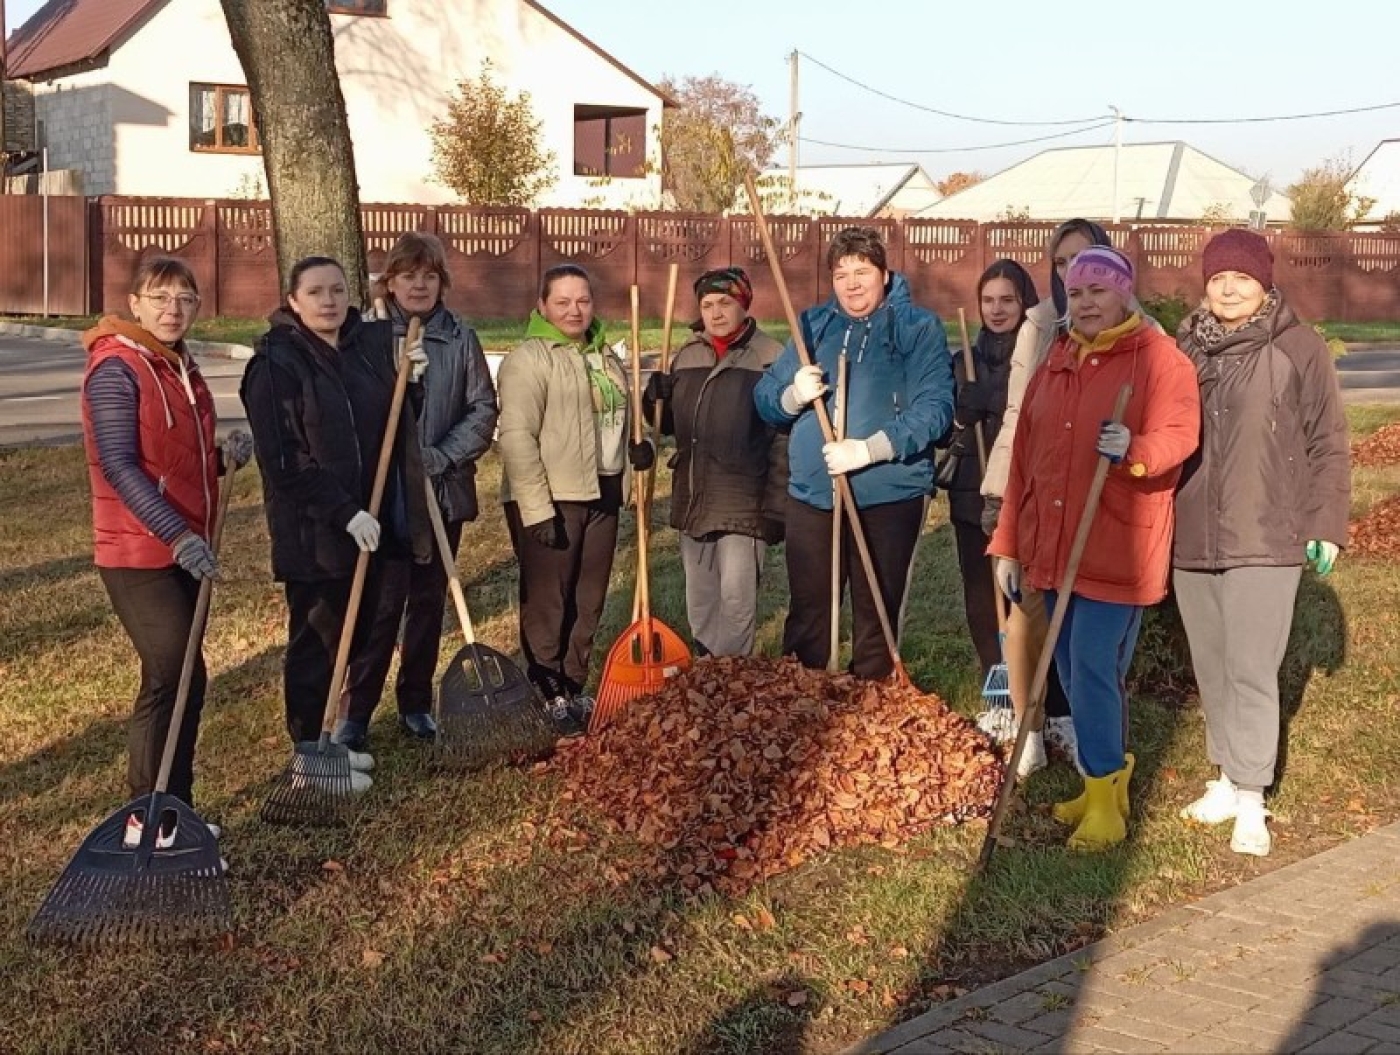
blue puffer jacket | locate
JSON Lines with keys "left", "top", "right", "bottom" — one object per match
{"left": 754, "top": 273, "right": 954, "bottom": 510}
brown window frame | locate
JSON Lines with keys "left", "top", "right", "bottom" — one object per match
{"left": 189, "top": 83, "right": 261, "bottom": 155}
{"left": 327, "top": 0, "right": 388, "bottom": 14}
{"left": 573, "top": 105, "right": 648, "bottom": 180}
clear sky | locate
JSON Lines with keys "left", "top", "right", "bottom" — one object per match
{"left": 6, "top": 0, "right": 1395, "bottom": 186}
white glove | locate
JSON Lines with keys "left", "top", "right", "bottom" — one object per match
{"left": 346, "top": 510, "right": 380, "bottom": 552}
{"left": 994, "top": 557, "right": 1022, "bottom": 603}
{"left": 401, "top": 335, "right": 429, "bottom": 383}
{"left": 823, "top": 438, "right": 872, "bottom": 476}
{"left": 1097, "top": 422, "right": 1131, "bottom": 464}
{"left": 783, "top": 364, "right": 828, "bottom": 412}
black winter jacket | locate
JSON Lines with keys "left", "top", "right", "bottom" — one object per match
{"left": 1172, "top": 295, "right": 1350, "bottom": 570}
{"left": 939, "top": 333, "right": 1013, "bottom": 526}
{"left": 643, "top": 319, "right": 788, "bottom": 543}
{"left": 388, "top": 301, "right": 498, "bottom": 524}
{"left": 241, "top": 308, "right": 431, "bottom": 582}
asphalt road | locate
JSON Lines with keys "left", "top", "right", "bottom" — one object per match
{"left": 1, "top": 333, "right": 1397, "bottom": 449}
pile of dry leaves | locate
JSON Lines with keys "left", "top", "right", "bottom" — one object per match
{"left": 551, "top": 656, "right": 1002, "bottom": 896}
{"left": 1352, "top": 423, "right": 1400, "bottom": 468}
{"left": 1349, "top": 495, "right": 1400, "bottom": 558}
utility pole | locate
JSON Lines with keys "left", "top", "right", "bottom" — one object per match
{"left": 1, "top": 0, "right": 9, "bottom": 159}
{"left": 1109, "top": 104, "right": 1123, "bottom": 224}
{"left": 787, "top": 49, "right": 800, "bottom": 211}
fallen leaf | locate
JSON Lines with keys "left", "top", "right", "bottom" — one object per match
{"left": 361, "top": 948, "right": 384, "bottom": 969}
{"left": 785, "top": 989, "right": 808, "bottom": 1007}
{"left": 321, "top": 860, "right": 344, "bottom": 873}
{"left": 649, "top": 945, "right": 673, "bottom": 964}
{"left": 526, "top": 1010, "right": 544, "bottom": 1023}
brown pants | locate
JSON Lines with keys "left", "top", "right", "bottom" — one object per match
{"left": 1005, "top": 583, "right": 1070, "bottom": 725}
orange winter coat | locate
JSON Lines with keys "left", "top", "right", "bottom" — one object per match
{"left": 988, "top": 317, "right": 1200, "bottom": 606}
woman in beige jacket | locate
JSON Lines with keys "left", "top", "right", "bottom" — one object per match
{"left": 498, "top": 264, "right": 653, "bottom": 736}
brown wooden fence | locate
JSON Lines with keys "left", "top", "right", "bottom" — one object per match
{"left": 0, "top": 195, "right": 88, "bottom": 315}
{"left": 3, "top": 196, "right": 1399, "bottom": 324}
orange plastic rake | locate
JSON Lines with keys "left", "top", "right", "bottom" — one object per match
{"left": 590, "top": 285, "right": 691, "bottom": 731}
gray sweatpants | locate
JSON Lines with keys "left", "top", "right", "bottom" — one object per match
{"left": 680, "top": 531, "right": 766, "bottom": 657}
{"left": 1173, "top": 565, "right": 1302, "bottom": 790}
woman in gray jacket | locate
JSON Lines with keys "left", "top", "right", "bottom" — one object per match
{"left": 338, "top": 233, "right": 499, "bottom": 748}
{"left": 1174, "top": 229, "right": 1350, "bottom": 857}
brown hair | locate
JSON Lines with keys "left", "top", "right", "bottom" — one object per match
{"left": 129, "top": 256, "right": 198, "bottom": 296}
{"left": 287, "top": 255, "right": 345, "bottom": 296}
{"left": 539, "top": 263, "right": 592, "bottom": 301}
{"left": 826, "top": 226, "right": 888, "bottom": 273}
{"left": 382, "top": 231, "right": 451, "bottom": 291}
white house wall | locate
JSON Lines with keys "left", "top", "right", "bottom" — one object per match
{"left": 37, "top": 0, "right": 663, "bottom": 207}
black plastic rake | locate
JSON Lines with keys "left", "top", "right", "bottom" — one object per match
{"left": 27, "top": 466, "right": 237, "bottom": 948}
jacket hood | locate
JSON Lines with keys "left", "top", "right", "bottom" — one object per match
{"left": 83, "top": 316, "right": 184, "bottom": 366}
{"left": 525, "top": 310, "right": 607, "bottom": 353}
{"left": 809, "top": 270, "right": 915, "bottom": 330}
{"left": 264, "top": 305, "right": 369, "bottom": 347}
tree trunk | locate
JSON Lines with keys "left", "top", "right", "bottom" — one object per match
{"left": 220, "top": 0, "right": 367, "bottom": 305}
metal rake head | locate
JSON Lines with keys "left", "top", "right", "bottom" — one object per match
{"left": 259, "top": 741, "right": 360, "bottom": 827}
{"left": 27, "top": 794, "right": 230, "bottom": 948}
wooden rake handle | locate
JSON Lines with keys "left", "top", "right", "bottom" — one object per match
{"left": 742, "top": 174, "right": 908, "bottom": 684}
{"left": 629, "top": 284, "right": 651, "bottom": 622}
{"left": 976, "top": 383, "right": 1133, "bottom": 872}
{"left": 645, "top": 263, "right": 679, "bottom": 510}
{"left": 317, "top": 316, "right": 423, "bottom": 738}
{"left": 153, "top": 461, "right": 238, "bottom": 795}
{"left": 424, "top": 474, "right": 476, "bottom": 648}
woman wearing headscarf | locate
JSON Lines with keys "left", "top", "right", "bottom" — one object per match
{"left": 642, "top": 267, "right": 787, "bottom": 657}
{"left": 755, "top": 226, "right": 954, "bottom": 680}
{"left": 340, "top": 233, "right": 498, "bottom": 746}
{"left": 240, "top": 255, "right": 431, "bottom": 784}
{"left": 988, "top": 246, "right": 1200, "bottom": 851}
{"left": 978, "top": 220, "right": 1158, "bottom": 772}
{"left": 81, "top": 256, "right": 252, "bottom": 847}
{"left": 1173, "top": 229, "right": 1350, "bottom": 857}
{"left": 497, "top": 264, "right": 653, "bottom": 735}
{"left": 938, "top": 259, "right": 1038, "bottom": 708}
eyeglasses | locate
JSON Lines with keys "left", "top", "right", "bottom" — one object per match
{"left": 140, "top": 292, "right": 201, "bottom": 311}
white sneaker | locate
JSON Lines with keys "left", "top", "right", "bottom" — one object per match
{"left": 291, "top": 768, "right": 374, "bottom": 795}
{"left": 122, "top": 815, "right": 174, "bottom": 850}
{"left": 1230, "top": 796, "right": 1272, "bottom": 856}
{"left": 1043, "top": 716, "right": 1079, "bottom": 762}
{"left": 1015, "top": 731, "right": 1048, "bottom": 780}
{"left": 346, "top": 749, "right": 375, "bottom": 773}
{"left": 1181, "top": 774, "right": 1238, "bottom": 824}
{"left": 975, "top": 707, "right": 1017, "bottom": 744}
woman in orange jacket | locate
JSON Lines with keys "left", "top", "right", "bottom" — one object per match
{"left": 987, "top": 246, "right": 1200, "bottom": 851}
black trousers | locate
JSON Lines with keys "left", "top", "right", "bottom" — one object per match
{"left": 505, "top": 474, "right": 621, "bottom": 695}
{"left": 343, "top": 519, "right": 462, "bottom": 723}
{"left": 783, "top": 494, "right": 926, "bottom": 680}
{"left": 953, "top": 518, "right": 1002, "bottom": 676}
{"left": 99, "top": 565, "right": 207, "bottom": 807}
{"left": 283, "top": 563, "right": 393, "bottom": 744}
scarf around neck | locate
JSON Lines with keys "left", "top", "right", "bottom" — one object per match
{"left": 1191, "top": 289, "right": 1279, "bottom": 352}
{"left": 526, "top": 310, "right": 625, "bottom": 417}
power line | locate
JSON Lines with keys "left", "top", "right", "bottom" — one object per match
{"left": 1127, "top": 100, "right": 1400, "bottom": 125}
{"left": 798, "top": 121, "right": 1116, "bottom": 155}
{"left": 798, "top": 51, "right": 1109, "bottom": 127}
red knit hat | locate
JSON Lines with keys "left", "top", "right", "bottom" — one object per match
{"left": 1202, "top": 229, "right": 1274, "bottom": 288}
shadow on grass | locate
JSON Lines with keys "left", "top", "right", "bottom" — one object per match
{"left": 1276, "top": 574, "right": 1347, "bottom": 793}
{"left": 0, "top": 554, "right": 92, "bottom": 593}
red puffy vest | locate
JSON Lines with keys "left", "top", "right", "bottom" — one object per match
{"left": 81, "top": 322, "right": 218, "bottom": 568}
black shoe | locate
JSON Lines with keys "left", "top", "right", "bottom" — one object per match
{"left": 399, "top": 712, "right": 437, "bottom": 741}
{"left": 545, "top": 694, "right": 586, "bottom": 739}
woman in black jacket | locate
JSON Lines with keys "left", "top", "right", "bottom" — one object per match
{"left": 642, "top": 267, "right": 786, "bottom": 657}
{"left": 1173, "top": 229, "right": 1350, "bottom": 857}
{"left": 240, "top": 256, "right": 431, "bottom": 787}
{"left": 341, "top": 233, "right": 498, "bottom": 746}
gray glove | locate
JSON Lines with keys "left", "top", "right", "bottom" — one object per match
{"left": 172, "top": 532, "right": 219, "bottom": 581}
{"left": 981, "top": 496, "right": 1002, "bottom": 538}
{"left": 222, "top": 429, "right": 254, "bottom": 470}
{"left": 1097, "top": 422, "right": 1131, "bottom": 464}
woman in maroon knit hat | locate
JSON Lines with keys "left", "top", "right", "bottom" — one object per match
{"left": 1173, "top": 228, "right": 1350, "bottom": 858}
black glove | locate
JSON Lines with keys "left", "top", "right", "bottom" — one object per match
{"left": 954, "top": 382, "right": 985, "bottom": 429}
{"left": 644, "top": 371, "right": 676, "bottom": 403}
{"left": 628, "top": 439, "right": 656, "bottom": 471}
{"left": 527, "top": 519, "right": 563, "bottom": 549}
{"left": 946, "top": 424, "right": 976, "bottom": 460}
{"left": 981, "top": 496, "right": 1003, "bottom": 537}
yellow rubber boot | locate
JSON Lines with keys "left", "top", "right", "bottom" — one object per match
{"left": 1067, "top": 766, "right": 1130, "bottom": 852}
{"left": 1053, "top": 753, "right": 1133, "bottom": 826}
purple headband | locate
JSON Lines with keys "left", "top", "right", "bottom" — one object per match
{"left": 1066, "top": 246, "right": 1134, "bottom": 299}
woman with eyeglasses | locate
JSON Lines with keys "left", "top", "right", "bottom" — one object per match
{"left": 80, "top": 256, "right": 252, "bottom": 848}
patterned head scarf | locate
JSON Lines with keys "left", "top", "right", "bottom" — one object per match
{"left": 693, "top": 267, "right": 753, "bottom": 309}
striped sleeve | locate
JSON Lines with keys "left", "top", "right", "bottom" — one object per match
{"left": 84, "top": 359, "right": 189, "bottom": 545}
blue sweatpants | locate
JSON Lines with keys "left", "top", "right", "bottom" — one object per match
{"left": 1043, "top": 590, "right": 1144, "bottom": 778}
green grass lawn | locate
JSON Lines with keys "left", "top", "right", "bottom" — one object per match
{"left": 8, "top": 312, "right": 1399, "bottom": 352}
{"left": 2, "top": 409, "right": 1399, "bottom": 1053}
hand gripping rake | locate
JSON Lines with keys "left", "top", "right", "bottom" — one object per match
{"left": 260, "top": 318, "right": 421, "bottom": 825}
{"left": 27, "top": 465, "right": 239, "bottom": 948}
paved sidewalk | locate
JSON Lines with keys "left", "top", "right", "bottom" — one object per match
{"left": 855, "top": 822, "right": 1400, "bottom": 1054}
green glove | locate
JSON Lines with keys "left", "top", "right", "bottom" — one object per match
{"left": 1305, "top": 539, "right": 1338, "bottom": 576}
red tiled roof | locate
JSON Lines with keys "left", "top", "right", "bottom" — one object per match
{"left": 5, "top": 0, "right": 161, "bottom": 81}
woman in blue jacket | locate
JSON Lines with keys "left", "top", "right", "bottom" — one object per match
{"left": 754, "top": 226, "right": 954, "bottom": 679}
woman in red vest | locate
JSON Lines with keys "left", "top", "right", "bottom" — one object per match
{"left": 80, "top": 257, "right": 252, "bottom": 847}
